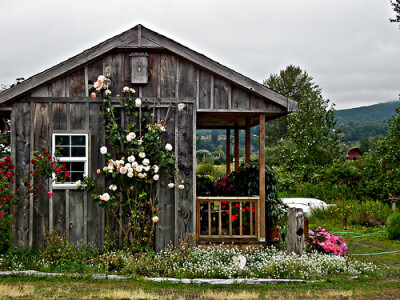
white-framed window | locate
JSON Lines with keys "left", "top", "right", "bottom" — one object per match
{"left": 52, "top": 133, "right": 88, "bottom": 187}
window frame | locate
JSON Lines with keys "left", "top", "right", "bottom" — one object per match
{"left": 52, "top": 132, "right": 89, "bottom": 189}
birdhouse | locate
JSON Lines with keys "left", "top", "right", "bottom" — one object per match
{"left": 130, "top": 52, "right": 148, "bottom": 84}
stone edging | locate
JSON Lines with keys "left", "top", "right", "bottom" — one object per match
{"left": 0, "top": 271, "right": 309, "bottom": 284}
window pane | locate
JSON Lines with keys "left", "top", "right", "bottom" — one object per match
{"left": 71, "top": 147, "right": 85, "bottom": 157}
{"left": 71, "top": 162, "right": 84, "bottom": 171}
{"left": 71, "top": 172, "right": 84, "bottom": 182}
{"left": 56, "top": 146, "right": 70, "bottom": 157}
{"left": 55, "top": 135, "right": 70, "bottom": 146}
{"left": 71, "top": 135, "right": 86, "bottom": 146}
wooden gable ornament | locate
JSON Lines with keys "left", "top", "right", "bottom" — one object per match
{"left": 130, "top": 52, "right": 149, "bottom": 84}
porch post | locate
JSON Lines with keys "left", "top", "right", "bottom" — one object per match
{"left": 234, "top": 125, "right": 240, "bottom": 172}
{"left": 226, "top": 129, "right": 231, "bottom": 175}
{"left": 245, "top": 118, "right": 251, "bottom": 165}
{"left": 259, "top": 114, "right": 266, "bottom": 242}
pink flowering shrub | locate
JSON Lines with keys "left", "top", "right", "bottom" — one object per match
{"left": 308, "top": 227, "right": 348, "bottom": 256}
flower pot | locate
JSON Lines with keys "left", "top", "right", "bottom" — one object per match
{"left": 235, "top": 226, "right": 249, "bottom": 235}
{"left": 266, "top": 227, "right": 278, "bottom": 241}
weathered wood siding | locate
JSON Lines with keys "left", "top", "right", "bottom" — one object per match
{"left": 13, "top": 48, "right": 279, "bottom": 249}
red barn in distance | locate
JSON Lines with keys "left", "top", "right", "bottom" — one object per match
{"left": 346, "top": 148, "right": 362, "bottom": 161}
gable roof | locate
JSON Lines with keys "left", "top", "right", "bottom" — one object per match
{"left": 0, "top": 24, "right": 297, "bottom": 111}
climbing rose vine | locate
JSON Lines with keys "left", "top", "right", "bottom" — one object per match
{"left": 79, "top": 75, "right": 182, "bottom": 249}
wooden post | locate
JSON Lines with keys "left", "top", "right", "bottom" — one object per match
{"left": 245, "top": 118, "right": 251, "bottom": 165}
{"left": 287, "top": 207, "right": 305, "bottom": 256}
{"left": 226, "top": 129, "right": 231, "bottom": 175}
{"left": 259, "top": 114, "right": 265, "bottom": 242}
{"left": 235, "top": 125, "right": 239, "bottom": 172}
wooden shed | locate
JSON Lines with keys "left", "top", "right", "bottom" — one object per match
{"left": 0, "top": 25, "right": 297, "bottom": 250}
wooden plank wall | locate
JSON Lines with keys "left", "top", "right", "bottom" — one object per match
{"left": 13, "top": 49, "right": 269, "bottom": 249}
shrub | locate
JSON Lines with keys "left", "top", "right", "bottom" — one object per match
{"left": 308, "top": 227, "right": 348, "bottom": 256}
{"left": 387, "top": 212, "right": 400, "bottom": 240}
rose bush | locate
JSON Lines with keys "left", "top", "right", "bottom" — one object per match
{"left": 79, "top": 75, "right": 182, "bottom": 250}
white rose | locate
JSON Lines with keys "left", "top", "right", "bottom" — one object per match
{"left": 130, "top": 88, "right": 136, "bottom": 94}
{"left": 152, "top": 165, "right": 159, "bottom": 173}
{"left": 142, "top": 158, "right": 150, "bottom": 166}
{"left": 168, "top": 183, "right": 175, "bottom": 189}
{"left": 105, "top": 89, "right": 111, "bottom": 95}
{"left": 135, "top": 98, "right": 142, "bottom": 107}
{"left": 152, "top": 216, "right": 159, "bottom": 223}
{"left": 160, "top": 126, "right": 166, "bottom": 132}
{"left": 136, "top": 165, "right": 143, "bottom": 172}
{"left": 128, "top": 132, "right": 136, "bottom": 140}
{"left": 127, "top": 172, "right": 134, "bottom": 178}
{"left": 132, "top": 162, "right": 138, "bottom": 168}
{"left": 120, "top": 167, "right": 128, "bottom": 174}
{"left": 178, "top": 184, "right": 184, "bottom": 190}
{"left": 128, "top": 155, "right": 135, "bottom": 162}
{"left": 165, "top": 143, "right": 172, "bottom": 151}
{"left": 126, "top": 135, "right": 132, "bottom": 142}
{"left": 139, "top": 152, "right": 146, "bottom": 158}
{"left": 98, "top": 75, "right": 105, "bottom": 83}
{"left": 100, "top": 146, "right": 107, "bottom": 155}
{"left": 100, "top": 193, "right": 110, "bottom": 202}
{"left": 123, "top": 86, "right": 130, "bottom": 93}
{"left": 153, "top": 174, "right": 159, "bottom": 181}
{"left": 138, "top": 173, "right": 145, "bottom": 178}
{"left": 109, "top": 184, "right": 117, "bottom": 191}
{"left": 143, "top": 166, "right": 150, "bottom": 172}
{"left": 137, "top": 139, "right": 143, "bottom": 145}
{"left": 75, "top": 180, "right": 81, "bottom": 187}
{"left": 125, "top": 163, "right": 131, "bottom": 169}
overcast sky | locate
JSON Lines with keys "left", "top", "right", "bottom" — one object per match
{"left": 0, "top": 0, "right": 399, "bottom": 109}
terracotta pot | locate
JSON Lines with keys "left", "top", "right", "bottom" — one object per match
{"left": 266, "top": 227, "right": 278, "bottom": 241}
{"left": 235, "top": 226, "right": 249, "bottom": 235}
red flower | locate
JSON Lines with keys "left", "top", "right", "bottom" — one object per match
{"left": 226, "top": 210, "right": 230, "bottom": 215}
{"left": 48, "top": 192, "right": 53, "bottom": 198}
{"left": 222, "top": 205, "right": 226, "bottom": 209}
{"left": 47, "top": 155, "right": 52, "bottom": 160}
{"left": 10, "top": 180, "right": 14, "bottom": 184}
{"left": 65, "top": 172, "right": 70, "bottom": 179}
{"left": 246, "top": 206, "right": 250, "bottom": 211}
{"left": 231, "top": 215, "right": 236, "bottom": 222}
{"left": 38, "top": 184, "right": 43, "bottom": 189}
{"left": 7, "top": 195, "right": 12, "bottom": 200}
{"left": 31, "top": 159, "right": 35, "bottom": 164}
{"left": 252, "top": 208, "right": 255, "bottom": 213}
{"left": 234, "top": 203, "right": 240, "bottom": 208}
{"left": 0, "top": 212, "right": 3, "bottom": 217}
{"left": 242, "top": 208, "right": 245, "bottom": 212}
{"left": 34, "top": 169, "right": 38, "bottom": 173}
{"left": 41, "top": 148, "right": 46, "bottom": 153}
{"left": 37, "top": 156, "right": 41, "bottom": 160}
{"left": 29, "top": 189, "right": 34, "bottom": 194}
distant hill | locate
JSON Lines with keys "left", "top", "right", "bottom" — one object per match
{"left": 336, "top": 101, "right": 399, "bottom": 125}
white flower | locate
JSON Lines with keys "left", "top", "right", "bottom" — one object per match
{"left": 105, "top": 89, "right": 111, "bottom": 95}
{"left": 120, "top": 167, "right": 128, "bottom": 174}
{"left": 98, "top": 75, "right": 105, "bottom": 83}
{"left": 153, "top": 174, "right": 159, "bottom": 181}
{"left": 126, "top": 135, "right": 132, "bottom": 142}
{"left": 142, "top": 158, "right": 150, "bottom": 166}
{"left": 93, "top": 82, "right": 99, "bottom": 89}
{"left": 123, "top": 86, "right": 130, "bottom": 93}
{"left": 143, "top": 166, "right": 150, "bottom": 172}
{"left": 152, "top": 165, "right": 159, "bottom": 173}
{"left": 135, "top": 98, "right": 142, "bottom": 107}
{"left": 128, "top": 155, "right": 135, "bottom": 163}
{"left": 132, "top": 162, "right": 138, "bottom": 168}
{"left": 106, "top": 108, "right": 110, "bottom": 112}
{"left": 125, "top": 163, "right": 132, "bottom": 169}
{"left": 130, "top": 88, "right": 136, "bottom": 93}
{"left": 138, "top": 173, "right": 145, "bottom": 178}
{"left": 159, "top": 126, "right": 166, "bottom": 132}
{"left": 100, "top": 146, "right": 107, "bottom": 155}
{"left": 75, "top": 180, "right": 81, "bottom": 187}
{"left": 128, "top": 167, "right": 133, "bottom": 173}
{"left": 100, "top": 193, "right": 110, "bottom": 202}
{"left": 137, "top": 139, "right": 143, "bottom": 145}
{"left": 128, "top": 132, "right": 136, "bottom": 141}
{"left": 152, "top": 216, "right": 159, "bottom": 223}
{"left": 165, "top": 143, "right": 173, "bottom": 151}
{"left": 139, "top": 152, "right": 146, "bottom": 158}
{"left": 109, "top": 184, "right": 117, "bottom": 191}
{"left": 168, "top": 183, "right": 175, "bottom": 189}
{"left": 178, "top": 184, "right": 184, "bottom": 190}
{"left": 127, "top": 172, "right": 134, "bottom": 178}
{"left": 136, "top": 165, "right": 143, "bottom": 172}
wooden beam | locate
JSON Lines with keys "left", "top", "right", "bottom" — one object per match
{"left": 259, "top": 114, "right": 266, "bottom": 242}
{"left": 245, "top": 118, "right": 251, "bottom": 165}
{"left": 226, "top": 129, "right": 231, "bottom": 175}
{"left": 234, "top": 125, "right": 239, "bottom": 172}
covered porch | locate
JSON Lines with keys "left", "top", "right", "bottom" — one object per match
{"left": 196, "top": 109, "right": 290, "bottom": 245}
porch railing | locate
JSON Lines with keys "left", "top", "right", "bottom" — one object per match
{"left": 196, "top": 196, "right": 259, "bottom": 240}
